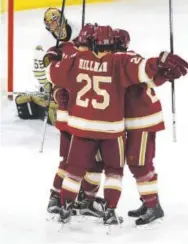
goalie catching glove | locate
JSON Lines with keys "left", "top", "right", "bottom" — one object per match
{"left": 158, "top": 51, "right": 188, "bottom": 80}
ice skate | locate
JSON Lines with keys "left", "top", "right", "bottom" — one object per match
{"left": 79, "top": 197, "right": 106, "bottom": 218}
{"left": 59, "top": 200, "right": 74, "bottom": 224}
{"left": 103, "top": 208, "right": 123, "bottom": 225}
{"left": 128, "top": 202, "right": 148, "bottom": 217}
{"left": 72, "top": 186, "right": 86, "bottom": 215}
{"left": 46, "top": 190, "right": 61, "bottom": 221}
{"left": 135, "top": 203, "right": 164, "bottom": 229}
{"left": 47, "top": 190, "right": 61, "bottom": 214}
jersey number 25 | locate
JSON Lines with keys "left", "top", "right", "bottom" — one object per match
{"left": 76, "top": 73, "right": 112, "bottom": 110}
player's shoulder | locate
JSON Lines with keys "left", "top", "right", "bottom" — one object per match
{"left": 59, "top": 41, "right": 78, "bottom": 58}
{"left": 113, "top": 50, "right": 143, "bottom": 64}
{"left": 75, "top": 50, "right": 92, "bottom": 58}
{"left": 61, "top": 41, "right": 75, "bottom": 50}
{"left": 114, "top": 50, "right": 137, "bottom": 57}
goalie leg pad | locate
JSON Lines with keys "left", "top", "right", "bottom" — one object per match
{"left": 15, "top": 95, "right": 40, "bottom": 119}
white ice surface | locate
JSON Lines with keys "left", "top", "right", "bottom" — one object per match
{"left": 0, "top": 0, "right": 188, "bottom": 243}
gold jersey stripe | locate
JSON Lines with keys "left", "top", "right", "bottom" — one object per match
{"left": 84, "top": 173, "right": 101, "bottom": 185}
{"left": 118, "top": 136, "right": 125, "bottom": 167}
{"left": 137, "top": 180, "right": 157, "bottom": 186}
{"left": 104, "top": 185, "right": 122, "bottom": 192}
{"left": 139, "top": 132, "right": 148, "bottom": 166}
{"left": 57, "top": 168, "right": 67, "bottom": 179}
{"left": 140, "top": 190, "right": 158, "bottom": 196}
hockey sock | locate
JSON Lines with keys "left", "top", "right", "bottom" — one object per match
{"left": 81, "top": 172, "right": 102, "bottom": 199}
{"left": 136, "top": 170, "right": 158, "bottom": 208}
{"left": 61, "top": 175, "right": 82, "bottom": 205}
{"left": 104, "top": 175, "right": 122, "bottom": 208}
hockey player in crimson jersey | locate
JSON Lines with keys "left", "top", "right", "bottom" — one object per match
{"left": 113, "top": 29, "right": 188, "bottom": 226}
{"left": 46, "top": 24, "right": 105, "bottom": 216}
{"left": 113, "top": 29, "right": 164, "bottom": 226}
{"left": 45, "top": 24, "right": 188, "bottom": 225}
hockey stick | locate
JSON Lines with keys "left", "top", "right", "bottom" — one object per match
{"left": 56, "top": 0, "right": 66, "bottom": 47}
{"left": 169, "top": 0, "right": 176, "bottom": 142}
{"left": 13, "top": 91, "right": 45, "bottom": 96}
{"left": 82, "top": 0, "right": 86, "bottom": 28}
{"left": 39, "top": 0, "right": 67, "bottom": 153}
{"left": 39, "top": 83, "right": 52, "bottom": 153}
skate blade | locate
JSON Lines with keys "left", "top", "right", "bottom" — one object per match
{"left": 46, "top": 213, "right": 59, "bottom": 222}
{"left": 58, "top": 221, "right": 72, "bottom": 233}
{"left": 136, "top": 217, "right": 164, "bottom": 230}
{"left": 58, "top": 216, "right": 102, "bottom": 233}
{"left": 105, "top": 223, "right": 124, "bottom": 235}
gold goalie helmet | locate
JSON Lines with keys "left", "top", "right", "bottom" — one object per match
{"left": 44, "top": 7, "right": 72, "bottom": 41}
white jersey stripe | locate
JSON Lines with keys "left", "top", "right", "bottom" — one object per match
{"left": 138, "top": 59, "right": 153, "bottom": 83}
{"left": 68, "top": 116, "right": 125, "bottom": 133}
{"left": 56, "top": 110, "right": 69, "bottom": 122}
{"left": 125, "top": 111, "right": 164, "bottom": 130}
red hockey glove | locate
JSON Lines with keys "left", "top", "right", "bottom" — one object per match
{"left": 52, "top": 87, "right": 69, "bottom": 108}
{"left": 158, "top": 51, "right": 188, "bottom": 79}
{"left": 158, "top": 68, "right": 182, "bottom": 80}
{"left": 43, "top": 46, "right": 62, "bottom": 67}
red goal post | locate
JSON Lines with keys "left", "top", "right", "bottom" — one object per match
{"left": 7, "top": 0, "right": 14, "bottom": 100}
{"left": 4, "top": 0, "right": 113, "bottom": 100}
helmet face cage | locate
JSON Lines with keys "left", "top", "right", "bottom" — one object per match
{"left": 44, "top": 8, "right": 67, "bottom": 40}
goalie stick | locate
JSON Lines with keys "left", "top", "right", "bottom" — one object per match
{"left": 82, "top": 0, "right": 86, "bottom": 28}
{"left": 39, "top": 0, "right": 67, "bottom": 153}
{"left": 40, "top": 0, "right": 86, "bottom": 153}
{"left": 169, "top": 0, "right": 176, "bottom": 142}
{"left": 13, "top": 91, "right": 45, "bottom": 96}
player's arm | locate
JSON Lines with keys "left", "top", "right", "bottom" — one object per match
{"left": 33, "top": 45, "right": 49, "bottom": 89}
{"left": 120, "top": 51, "right": 188, "bottom": 87}
{"left": 44, "top": 49, "right": 77, "bottom": 88}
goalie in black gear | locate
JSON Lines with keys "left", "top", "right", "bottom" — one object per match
{"left": 15, "top": 83, "right": 57, "bottom": 125}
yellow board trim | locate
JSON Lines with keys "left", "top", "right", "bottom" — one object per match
{"left": 1, "top": 0, "right": 114, "bottom": 13}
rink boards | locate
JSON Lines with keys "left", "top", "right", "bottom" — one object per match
{"left": 1, "top": 0, "right": 114, "bottom": 12}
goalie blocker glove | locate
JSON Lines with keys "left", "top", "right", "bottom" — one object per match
{"left": 158, "top": 51, "right": 188, "bottom": 80}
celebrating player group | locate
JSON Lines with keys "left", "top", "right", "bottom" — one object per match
{"left": 17, "top": 7, "right": 188, "bottom": 228}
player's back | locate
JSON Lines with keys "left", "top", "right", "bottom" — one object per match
{"left": 66, "top": 50, "right": 125, "bottom": 139}
{"left": 124, "top": 83, "right": 165, "bottom": 131}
